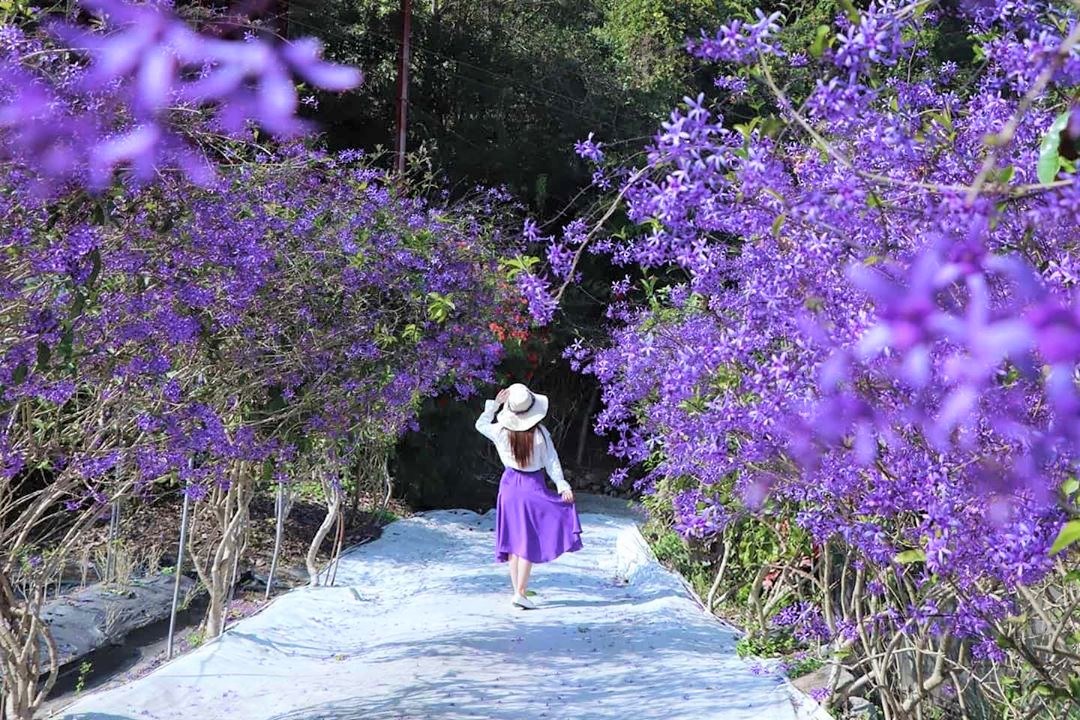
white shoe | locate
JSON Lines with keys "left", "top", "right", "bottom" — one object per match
{"left": 512, "top": 593, "right": 537, "bottom": 610}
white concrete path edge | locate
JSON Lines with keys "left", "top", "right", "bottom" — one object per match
{"left": 56, "top": 496, "right": 833, "bottom": 720}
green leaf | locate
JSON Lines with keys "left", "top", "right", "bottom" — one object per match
{"left": 831, "top": 645, "right": 852, "bottom": 660}
{"left": 733, "top": 117, "right": 760, "bottom": 142}
{"left": 426, "top": 292, "right": 456, "bottom": 323}
{"left": 936, "top": 110, "right": 953, "bottom": 133}
{"left": 499, "top": 255, "right": 540, "bottom": 281}
{"left": 894, "top": 549, "right": 926, "bottom": 564}
{"left": 1037, "top": 111, "right": 1071, "bottom": 184}
{"left": 1062, "top": 476, "right": 1079, "bottom": 497}
{"left": 838, "top": 0, "right": 861, "bottom": 24}
{"left": 771, "top": 213, "right": 786, "bottom": 239}
{"left": 809, "top": 25, "right": 831, "bottom": 59}
{"left": 1050, "top": 520, "right": 1080, "bottom": 556}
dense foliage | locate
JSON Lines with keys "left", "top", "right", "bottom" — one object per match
{"left": 296, "top": 0, "right": 754, "bottom": 212}
{"left": 530, "top": 0, "right": 1080, "bottom": 716}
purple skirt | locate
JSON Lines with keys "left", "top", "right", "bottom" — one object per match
{"left": 495, "top": 467, "right": 583, "bottom": 564}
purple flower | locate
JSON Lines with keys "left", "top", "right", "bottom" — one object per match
{"left": 772, "top": 602, "right": 830, "bottom": 643}
{"left": 690, "top": 10, "right": 784, "bottom": 65}
{"left": 713, "top": 75, "right": 749, "bottom": 93}
{"left": 1027, "top": 298, "right": 1080, "bottom": 365}
{"left": 673, "top": 489, "right": 728, "bottom": 539}
{"left": 183, "top": 482, "right": 208, "bottom": 502}
{"left": 3, "top": 0, "right": 361, "bottom": 191}
{"left": 518, "top": 272, "right": 556, "bottom": 325}
{"left": 573, "top": 132, "right": 604, "bottom": 163}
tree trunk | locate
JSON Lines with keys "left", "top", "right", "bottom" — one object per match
{"left": 706, "top": 536, "right": 732, "bottom": 612}
{"left": 307, "top": 471, "right": 342, "bottom": 586}
{"left": 0, "top": 575, "right": 58, "bottom": 720}
{"left": 189, "top": 463, "right": 253, "bottom": 639}
{"left": 379, "top": 451, "right": 393, "bottom": 512}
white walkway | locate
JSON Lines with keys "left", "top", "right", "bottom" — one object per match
{"left": 60, "top": 496, "right": 807, "bottom": 720}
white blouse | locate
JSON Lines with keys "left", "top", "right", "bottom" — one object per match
{"left": 475, "top": 400, "right": 571, "bottom": 494}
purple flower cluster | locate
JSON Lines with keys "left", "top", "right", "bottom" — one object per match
{"left": 689, "top": 10, "right": 784, "bottom": 65}
{"left": 537, "top": 0, "right": 1080, "bottom": 689}
{"left": 0, "top": 0, "right": 360, "bottom": 191}
{"left": 2, "top": 146, "right": 524, "bottom": 518}
{"left": 832, "top": 1, "right": 908, "bottom": 80}
{"left": 574, "top": 132, "right": 604, "bottom": 163}
{"left": 672, "top": 489, "right": 729, "bottom": 540}
{"left": 518, "top": 272, "right": 558, "bottom": 325}
{"left": 771, "top": 602, "right": 830, "bottom": 644}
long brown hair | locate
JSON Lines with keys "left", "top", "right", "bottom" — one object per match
{"left": 509, "top": 426, "right": 538, "bottom": 466}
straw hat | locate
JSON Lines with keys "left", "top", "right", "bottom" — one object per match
{"left": 496, "top": 383, "right": 549, "bottom": 432}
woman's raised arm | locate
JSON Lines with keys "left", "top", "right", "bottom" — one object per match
{"left": 475, "top": 399, "right": 501, "bottom": 441}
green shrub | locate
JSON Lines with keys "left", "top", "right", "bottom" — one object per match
{"left": 735, "top": 628, "right": 797, "bottom": 658}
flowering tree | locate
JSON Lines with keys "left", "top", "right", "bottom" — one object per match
{"left": 0, "top": 2, "right": 523, "bottom": 716}
{"left": 532, "top": 0, "right": 1080, "bottom": 715}
{"left": 1, "top": 150, "right": 519, "bottom": 713}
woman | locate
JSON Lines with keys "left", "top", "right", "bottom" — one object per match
{"left": 475, "top": 383, "right": 583, "bottom": 609}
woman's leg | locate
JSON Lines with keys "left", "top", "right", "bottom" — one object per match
{"left": 516, "top": 558, "right": 533, "bottom": 597}
{"left": 508, "top": 554, "right": 519, "bottom": 593}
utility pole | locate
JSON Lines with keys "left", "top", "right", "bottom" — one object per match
{"left": 394, "top": 0, "right": 413, "bottom": 176}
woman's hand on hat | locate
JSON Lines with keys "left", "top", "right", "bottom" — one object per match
{"left": 560, "top": 489, "right": 574, "bottom": 503}
{"left": 495, "top": 388, "right": 509, "bottom": 404}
